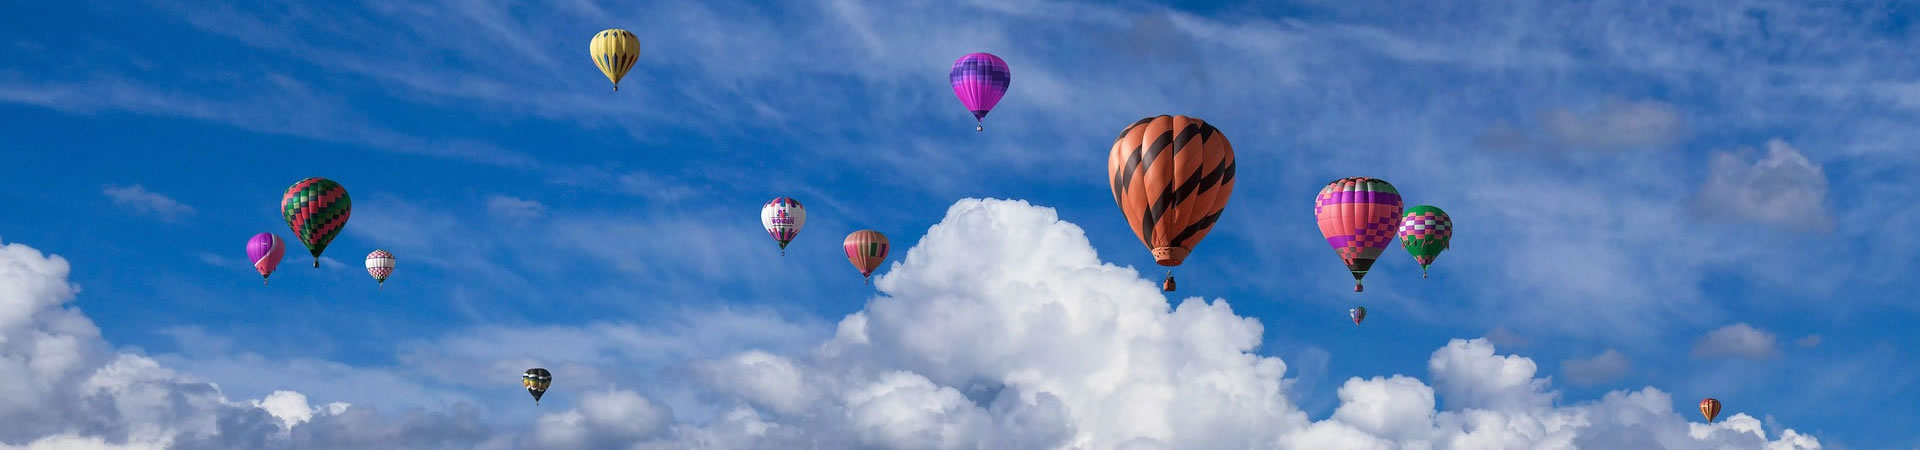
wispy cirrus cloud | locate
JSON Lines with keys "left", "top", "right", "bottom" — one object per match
{"left": 102, "top": 184, "right": 194, "bottom": 221}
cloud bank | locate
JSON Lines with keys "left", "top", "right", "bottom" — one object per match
{"left": 0, "top": 199, "right": 1824, "bottom": 448}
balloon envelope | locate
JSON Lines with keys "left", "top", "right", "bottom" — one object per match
{"left": 1349, "top": 306, "right": 1367, "bottom": 325}
{"left": 843, "top": 230, "right": 889, "bottom": 282}
{"left": 281, "top": 177, "right": 352, "bottom": 267}
{"left": 524, "top": 368, "right": 552, "bottom": 403}
{"left": 761, "top": 197, "right": 807, "bottom": 253}
{"left": 246, "top": 233, "right": 285, "bottom": 281}
{"left": 950, "top": 52, "right": 1011, "bottom": 129}
{"left": 590, "top": 29, "right": 641, "bottom": 90}
{"left": 1397, "top": 205, "right": 1453, "bottom": 278}
{"left": 1699, "top": 398, "right": 1721, "bottom": 423}
{"left": 1314, "top": 177, "right": 1403, "bottom": 292}
{"left": 1107, "top": 115, "right": 1237, "bottom": 268}
{"left": 365, "top": 249, "right": 395, "bottom": 285}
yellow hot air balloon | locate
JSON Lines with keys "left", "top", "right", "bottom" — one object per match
{"left": 589, "top": 29, "right": 641, "bottom": 91}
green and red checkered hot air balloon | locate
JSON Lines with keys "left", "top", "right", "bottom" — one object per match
{"left": 281, "top": 177, "right": 352, "bottom": 268}
{"left": 1397, "top": 205, "right": 1452, "bottom": 278}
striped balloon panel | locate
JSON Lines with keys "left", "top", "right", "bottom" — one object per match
{"left": 1107, "top": 115, "right": 1237, "bottom": 266}
{"left": 1313, "top": 177, "right": 1403, "bottom": 276}
{"left": 365, "top": 249, "right": 396, "bottom": 281}
{"left": 842, "top": 230, "right": 890, "bottom": 276}
{"left": 950, "top": 52, "right": 1011, "bottom": 120}
{"left": 523, "top": 368, "right": 552, "bottom": 392}
{"left": 590, "top": 29, "right": 642, "bottom": 85}
{"left": 760, "top": 197, "right": 807, "bottom": 247}
{"left": 281, "top": 177, "right": 352, "bottom": 257}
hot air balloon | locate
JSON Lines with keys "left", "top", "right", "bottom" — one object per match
{"left": 843, "top": 230, "right": 889, "bottom": 284}
{"left": 1397, "top": 205, "right": 1453, "bottom": 278}
{"left": 590, "top": 29, "right": 641, "bottom": 91}
{"left": 524, "top": 368, "right": 552, "bottom": 405}
{"left": 1700, "top": 398, "right": 1721, "bottom": 423}
{"left": 950, "top": 52, "right": 1011, "bottom": 131}
{"left": 366, "top": 249, "right": 395, "bottom": 289}
{"left": 761, "top": 197, "right": 807, "bottom": 255}
{"left": 1350, "top": 306, "right": 1367, "bottom": 325}
{"left": 281, "top": 177, "right": 351, "bottom": 268}
{"left": 1108, "top": 115, "right": 1237, "bottom": 292}
{"left": 246, "top": 233, "right": 285, "bottom": 285}
{"left": 1314, "top": 177, "right": 1403, "bottom": 292}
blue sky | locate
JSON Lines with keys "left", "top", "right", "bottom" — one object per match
{"left": 2, "top": 0, "right": 1917, "bottom": 448}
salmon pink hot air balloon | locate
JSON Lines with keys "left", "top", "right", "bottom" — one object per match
{"left": 761, "top": 197, "right": 806, "bottom": 255}
{"left": 281, "top": 177, "right": 351, "bottom": 268}
{"left": 950, "top": 52, "right": 1011, "bottom": 131}
{"left": 843, "top": 230, "right": 889, "bottom": 284}
{"left": 1108, "top": 115, "right": 1237, "bottom": 292}
{"left": 1314, "top": 177, "right": 1404, "bottom": 292}
{"left": 246, "top": 233, "right": 285, "bottom": 285}
{"left": 1700, "top": 398, "right": 1722, "bottom": 423}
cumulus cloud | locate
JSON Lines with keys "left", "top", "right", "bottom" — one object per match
{"left": 0, "top": 200, "right": 1826, "bottom": 449}
{"left": 101, "top": 184, "right": 194, "bottom": 221}
{"left": 1691, "top": 323, "right": 1780, "bottom": 360}
{"left": 484, "top": 195, "right": 547, "bottom": 221}
{"left": 1695, "top": 139, "right": 1833, "bottom": 231}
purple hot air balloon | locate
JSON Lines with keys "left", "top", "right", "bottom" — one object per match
{"left": 247, "top": 232, "right": 286, "bottom": 285}
{"left": 949, "top": 52, "right": 1011, "bottom": 131}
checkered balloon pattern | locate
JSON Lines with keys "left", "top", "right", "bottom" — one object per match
{"left": 1397, "top": 205, "right": 1452, "bottom": 266}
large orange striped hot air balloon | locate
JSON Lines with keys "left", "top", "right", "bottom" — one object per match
{"left": 843, "top": 230, "right": 889, "bottom": 284}
{"left": 1699, "top": 398, "right": 1721, "bottom": 423}
{"left": 1107, "top": 115, "right": 1237, "bottom": 292}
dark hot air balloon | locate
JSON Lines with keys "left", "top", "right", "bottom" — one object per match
{"left": 1350, "top": 306, "right": 1367, "bottom": 325}
{"left": 524, "top": 368, "right": 552, "bottom": 405}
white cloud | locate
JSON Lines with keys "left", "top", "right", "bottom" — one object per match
{"left": 1695, "top": 139, "right": 1833, "bottom": 231}
{"left": 0, "top": 200, "right": 1829, "bottom": 448}
{"left": 1692, "top": 323, "right": 1780, "bottom": 360}
{"left": 101, "top": 184, "right": 193, "bottom": 221}
{"left": 1795, "top": 335, "right": 1821, "bottom": 349}
{"left": 484, "top": 195, "right": 547, "bottom": 221}
{"left": 1540, "top": 99, "right": 1688, "bottom": 151}
{"left": 1560, "top": 349, "right": 1631, "bottom": 386}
